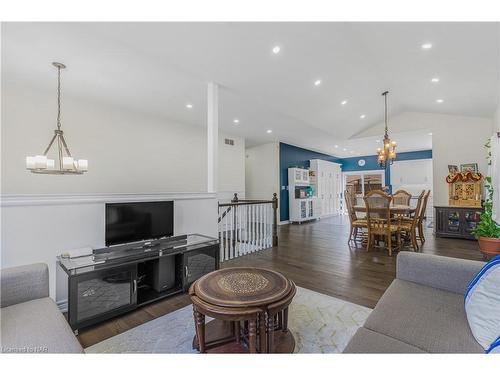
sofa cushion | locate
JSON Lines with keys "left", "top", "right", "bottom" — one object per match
{"left": 343, "top": 327, "right": 426, "bottom": 353}
{"left": 364, "top": 279, "right": 483, "bottom": 353}
{"left": 1, "top": 297, "right": 83, "bottom": 353}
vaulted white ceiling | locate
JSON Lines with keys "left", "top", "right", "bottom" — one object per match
{"left": 2, "top": 22, "right": 498, "bottom": 156}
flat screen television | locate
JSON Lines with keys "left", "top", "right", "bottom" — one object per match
{"left": 105, "top": 201, "right": 174, "bottom": 246}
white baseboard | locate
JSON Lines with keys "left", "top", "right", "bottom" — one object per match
{"left": 279, "top": 220, "right": 290, "bottom": 225}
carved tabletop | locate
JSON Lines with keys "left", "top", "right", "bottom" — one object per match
{"left": 193, "top": 267, "right": 292, "bottom": 308}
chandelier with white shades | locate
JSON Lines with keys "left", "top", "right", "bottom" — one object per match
{"left": 26, "top": 62, "right": 88, "bottom": 175}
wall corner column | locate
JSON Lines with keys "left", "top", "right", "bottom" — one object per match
{"left": 207, "top": 82, "right": 219, "bottom": 193}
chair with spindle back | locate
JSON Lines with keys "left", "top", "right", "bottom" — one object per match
{"left": 345, "top": 190, "right": 367, "bottom": 243}
{"left": 416, "top": 190, "right": 431, "bottom": 244}
{"left": 399, "top": 191, "right": 424, "bottom": 251}
{"left": 364, "top": 190, "right": 401, "bottom": 256}
{"left": 392, "top": 189, "right": 412, "bottom": 206}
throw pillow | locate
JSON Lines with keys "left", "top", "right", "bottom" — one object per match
{"left": 464, "top": 255, "right": 500, "bottom": 353}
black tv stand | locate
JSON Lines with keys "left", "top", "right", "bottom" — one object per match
{"left": 58, "top": 234, "right": 219, "bottom": 331}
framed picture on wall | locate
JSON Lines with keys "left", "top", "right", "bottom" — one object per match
{"left": 460, "top": 163, "right": 478, "bottom": 174}
{"left": 448, "top": 165, "right": 459, "bottom": 174}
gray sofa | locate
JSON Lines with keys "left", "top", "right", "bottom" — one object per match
{"left": 1, "top": 263, "right": 83, "bottom": 353}
{"left": 344, "top": 252, "right": 485, "bottom": 353}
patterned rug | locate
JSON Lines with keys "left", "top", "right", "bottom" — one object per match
{"left": 85, "top": 287, "right": 371, "bottom": 353}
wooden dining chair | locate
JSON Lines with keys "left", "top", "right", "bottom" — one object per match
{"left": 416, "top": 190, "right": 431, "bottom": 244}
{"left": 399, "top": 191, "right": 424, "bottom": 251}
{"left": 392, "top": 189, "right": 412, "bottom": 206}
{"left": 345, "top": 190, "right": 367, "bottom": 243}
{"left": 364, "top": 190, "right": 401, "bottom": 256}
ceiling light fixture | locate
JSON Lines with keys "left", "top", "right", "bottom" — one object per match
{"left": 436, "top": 99, "right": 444, "bottom": 103}
{"left": 314, "top": 79, "right": 322, "bottom": 86}
{"left": 431, "top": 77, "right": 440, "bottom": 83}
{"left": 272, "top": 46, "right": 281, "bottom": 54}
{"left": 343, "top": 148, "right": 347, "bottom": 152}
{"left": 376, "top": 91, "right": 397, "bottom": 167}
{"left": 186, "top": 103, "right": 193, "bottom": 109}
{"left": 334, "top": 145, "right": 339, "bottom": 148}
{"left": 233, "top": 119, "right": 240, "bottom": 124}
{"left": 428, "top": 132, "right": 433, "bottom": 136}
{"left": 421, "top": 43, "right": 433, "bottom": 50}
{"left": 26, "top": 62, "right": 88, "bottom": 175}
{"left": 266, "top": 129, "right": 273, "bottom": 134}
{"left": 360, "top": 114, "right": 366, "bottom": 119}
{"left": 341, "top": 100, "right": 348, "bottom": 105}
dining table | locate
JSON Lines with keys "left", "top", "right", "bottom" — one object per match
{"left": 353, "top": 204, "right": 415, "bottom": 215}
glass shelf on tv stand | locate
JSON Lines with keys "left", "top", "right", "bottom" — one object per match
{"left": 57, "top": 233, "right": 218, "bottom": 275}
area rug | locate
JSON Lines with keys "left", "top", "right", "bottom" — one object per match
{"left": 85, "top": 287, "right": 371, "bottom": 354}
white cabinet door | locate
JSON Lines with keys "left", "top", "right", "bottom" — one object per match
{"left": 302, "top": 170, "right": 309, "bottom": 183}
{"left": 300, "top": 201, "right": 307, "bottom": 219}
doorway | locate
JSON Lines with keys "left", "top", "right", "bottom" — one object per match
{"left": 343, "top": 170, "right": 385, "bottom": 209}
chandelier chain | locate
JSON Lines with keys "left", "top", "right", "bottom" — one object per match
{"left": 57, "top": 65, "right": 62, "bottom": 130}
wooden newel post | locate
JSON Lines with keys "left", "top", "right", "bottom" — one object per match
{"left": 272, "top": 193, "right": 278, "bottom": 246}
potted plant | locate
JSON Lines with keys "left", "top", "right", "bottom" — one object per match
{"left": 472, "top": 139, "right": 500, "bottom": 257}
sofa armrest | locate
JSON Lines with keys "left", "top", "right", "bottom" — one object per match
{"left": 396, "top": 252, "right": 485, "bottom": 295}
{"left": 1, "top": 263, "right": 49, "bottom": 308}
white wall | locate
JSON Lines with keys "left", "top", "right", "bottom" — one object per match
{"left": 1, "top": 193, "right": 218, "bottom": 302}
{"left": 356, "top": 111, "right": 493, "bottom": 206}
{"left": 218, "top": 134, "right": 245, "bottom": 201}
{"left": 245, "top": 142, "right": 280, "bottom": 201}
{"left": 495, "top": 25, "right": 500, "bottom": 133}
{"left": 2, "top": 82, "right": 244, "bottom": 194}
{"left": 1, "top": 82, "right": 245, "bottom": 302}
{"left": 391, "top": 159, "right": 433, "bottom": 218}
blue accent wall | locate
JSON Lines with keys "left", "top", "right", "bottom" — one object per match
{"left": 279, "top": 142, "right": 432, "bottom": 222}
{"left": 279, "top": 143, "right": 339, "bottom": 221}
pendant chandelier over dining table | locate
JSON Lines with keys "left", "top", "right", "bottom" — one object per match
{"left": 376, "top": 91, "right": 397, "bottom": 168}
{"left": 26, "top": 62, "right": 88, "bottom": 175}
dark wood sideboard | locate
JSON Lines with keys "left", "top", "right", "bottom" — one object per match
{"left": 434, "top": 206, "right": 484, "bottom": 240}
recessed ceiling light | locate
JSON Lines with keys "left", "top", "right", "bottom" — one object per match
{"left": 272, "top": 46, "right": 281, "bottom": 54}
{"left": 360, "top": 114, "right": 366, "bottom": 119}
{"left": 428, "top": 132, "right": 433, "bottom": 136}
{"left": 431, "top": 77, "right": 440, "bottom": 83}
{"left": 266, "top": 129, "right": 273, "bottom": 134}
{"left": 185, "top": 103, "right": 193, "bottom": 109}
{"left": 233, "top": 118, "right": 240, "bottom": 124}
{"left": 341, "top": 100, "right": 348, "bottom": 106}
{"left": 343, "top": 148, "right": 347, "bottom": 152}
{"left": 314, "top": 79, "right": 322, "bottom": 86}
{"left": 436, "top": 99, "right": 444, "bottom": 103}
{"left": 375, "top": 139, "right": 381, "bottom": 143}
{"left": 421, "top": 43, "right": 433, "bottom": 50}
{"left": 350, "top": 151, "right": 354, "bottom": 154}
{"left": 334, "top": 145, "right": 339, "bottom": 148}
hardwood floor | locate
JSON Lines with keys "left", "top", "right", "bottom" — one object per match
{"left": 76, "top": 215, "right": 483, "bottom": 348}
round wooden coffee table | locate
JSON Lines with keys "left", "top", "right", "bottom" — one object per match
{"left": 189, "top": 267, "right": 296, "bottom": 354}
